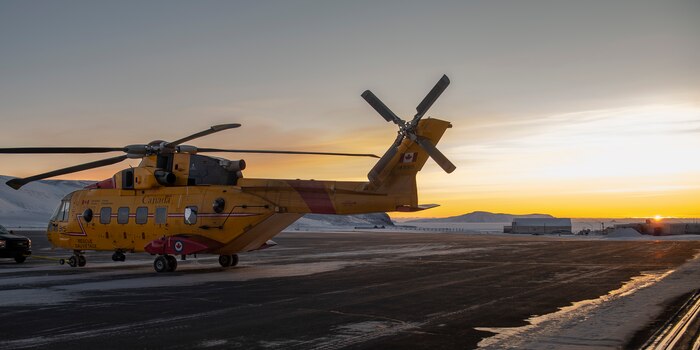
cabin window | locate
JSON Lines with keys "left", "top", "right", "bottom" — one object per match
{"left": 100, "top": 208, "right": 111, "bottom": 224}
{"left": 136, "top": 207, "right": 148, "bottom": 224}
{"left": 184, "top": 206, "right": 197, "bottom": 225}
{"left": 117, "top": 207, "right": 129, "bottom": 224}
{"left": 155, "top": 207, "right": 167, "bottom": 224}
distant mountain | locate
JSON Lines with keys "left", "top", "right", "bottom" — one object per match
{"left": 407, "top": 211, "right": 555, "bottom": 223}
{"left": 0, "top": 175, "right": 392, "bottom": 228}
{"left": 0, "top": 175, "right": 95, "bottom": 227}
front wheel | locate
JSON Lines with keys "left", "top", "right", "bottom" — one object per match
{"left": 14, "top": 256, "right": 26, "bottom": 264}
{"left": 68, "top": 255, "right": 78, "bottom": 267}
{"left": 153, "top": 256, "right": 170, "bottom": 273}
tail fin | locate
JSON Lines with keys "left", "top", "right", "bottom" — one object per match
{"left": 367, "top": 118, "right": 452, "bottom": 209}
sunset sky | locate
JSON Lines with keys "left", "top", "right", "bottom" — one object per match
{"left": 1, "top": 1, "right": 699, "bottom": 219}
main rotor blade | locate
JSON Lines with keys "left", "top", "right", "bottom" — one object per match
{"left": 5, "top": 155, "right": 128, "bottom": 190}
{"left": 197, "top": 148, "right": 379, "bottom": 158}
{"left": 0, "top": 147, "right": 125, "bottom": 154}
{"left": 415, "top": 137, "right": 456, "bottom": 173}
{"left": 165, "top": 123, "right": 241, "bottom": 148}
{"left": 361, "top": 90, "right": 404, "bottom": 125}
{"left": 414, "top": 74, "right": 450, "bottom": 121}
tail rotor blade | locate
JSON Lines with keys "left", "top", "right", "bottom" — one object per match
{"left": 361, "top": 90, "right": 404, "bottom": 125}
{"left": 165, "top": 123, "right": 241, "bottom": 148}
{"left": 5, "top": 155, "right": 128, "bottom": 190}
{"left": 415, "top": 137, "right": 456, "bottom": 173}
{"left": 414, "top": 74, "right": 450, "bottom": 121}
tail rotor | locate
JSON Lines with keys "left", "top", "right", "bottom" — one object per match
{"left": 362, "top": 74, "right": 456, "bottom": 175}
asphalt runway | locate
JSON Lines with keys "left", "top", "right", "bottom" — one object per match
{"left": 1, "top": 230, "right": 699, "bottom": 349}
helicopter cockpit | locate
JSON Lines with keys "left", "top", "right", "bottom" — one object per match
{"left": 50, "top": 193, "right": 72, "bottom": 223}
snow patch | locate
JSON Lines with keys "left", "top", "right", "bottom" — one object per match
{"left": 198, "top": 339, "right": 229, "bottom": 348}
{"left": 475, "top": 256, "right": 700, "bottom": 349}
{"left": 608, "top": 227, "right": 642, "bottom": 238}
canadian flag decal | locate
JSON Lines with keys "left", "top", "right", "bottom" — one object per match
{"left": 401, "top": 152, "right": 417, "bottom": 163}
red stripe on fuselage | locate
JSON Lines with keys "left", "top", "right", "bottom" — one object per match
{"left": 287, "top": 180, "right": 336, "bottom": 214}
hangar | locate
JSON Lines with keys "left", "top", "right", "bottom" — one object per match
{"left": 510, "top": 218, "right": 572, "bottom": 234}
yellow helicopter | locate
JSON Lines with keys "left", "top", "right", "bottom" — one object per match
{"left": 1, "top": 75, "right": 455, "bottom": 272}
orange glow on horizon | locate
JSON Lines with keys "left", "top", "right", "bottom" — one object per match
{"left": 2, "top": 105, "right": 699, "bottom": 220}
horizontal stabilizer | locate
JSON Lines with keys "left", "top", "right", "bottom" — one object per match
{"left": 251, "top": 240, "right": 278, "bottom": 251}
{"left": 396, "top": 203, "right": 440, "bottom": 212}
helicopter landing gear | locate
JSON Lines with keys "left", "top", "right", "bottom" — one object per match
{"left": 111, "top": 251, "right": 126, "bottom": 262}
{"left": 165, "top": 255, "right": 177, "bottom": 272}
{"left": 62, "top": 251, "right": 86, "bottom": 267}
{"left": 218, "top": 254, "right": 238, "bottom": 268}
{"left": 153, "top": 255, "right": 177, "bottom": 273}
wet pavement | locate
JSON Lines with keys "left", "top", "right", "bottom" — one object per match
{"left": 1, "top": 230, "right": 699, "bottom": 349}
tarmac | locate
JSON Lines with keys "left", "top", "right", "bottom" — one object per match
{"left": 1, "top": 230, "right": 699, "bottom": 349}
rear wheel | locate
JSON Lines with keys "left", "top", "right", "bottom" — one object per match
{"left": 230, "top": 254, "right": 239, "bottom": 267}
{"left": 14, "top": 256, "right": 26, "bottom": 264}
{"left": 165, "top": 255, "right": 177, "bottom": 272}
{"left": 78, "top": 255, "right": 86, "bottom": 267}
{"left": 218, "top": 254, "right": 232, "bottom": 267}
{"left": 153, "top": 256, "right": 169, "bottom": 273}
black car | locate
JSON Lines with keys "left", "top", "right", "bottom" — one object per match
{"left": 0, "top": 225, "right": 32, "bottom": 263}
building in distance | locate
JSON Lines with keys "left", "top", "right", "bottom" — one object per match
{"left": 615, "top": 220, "right": 700, "bottom": 236}
{"left": 506, "top": 218, "right": 572, "bottom": 235}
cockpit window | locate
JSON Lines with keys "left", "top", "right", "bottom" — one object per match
{"left": 51, "top": 192, "right": 75, "bottom": 222}
{"left": 50, "top": 204, "right": 62, "bottom": 221}
{"left": 61, "top": 201, "right": 70, "bottom": 221}
{"left": 51, "top": 200, "right": 71, "bottom": 222}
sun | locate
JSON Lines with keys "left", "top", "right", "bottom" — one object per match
{"left": 654, "top": 215, "right": 663, "bottom": 221}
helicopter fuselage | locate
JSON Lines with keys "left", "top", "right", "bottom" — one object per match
{"left": 47, "top": 177, "right": 403, "bottom": 255}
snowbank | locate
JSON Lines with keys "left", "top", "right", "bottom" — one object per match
{"left": 608, "top": 228, "right": 642, "bottom": 238}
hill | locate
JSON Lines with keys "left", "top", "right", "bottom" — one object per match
{"left": 407, "top": 211, "right": 555, "bottom": 223}
{"left": 0, "top": 175, "right": 95, "bottom": 227}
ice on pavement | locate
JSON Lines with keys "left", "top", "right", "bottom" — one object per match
{"left": 476, "top": 253, "right": 700, "bottom": 349}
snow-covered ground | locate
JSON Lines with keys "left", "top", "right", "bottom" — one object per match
{"left": 0, "top": 175, "right": 94, "bottom": 227}
{"left": 477, "top": 252, "right": 700, "bottom": 349}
